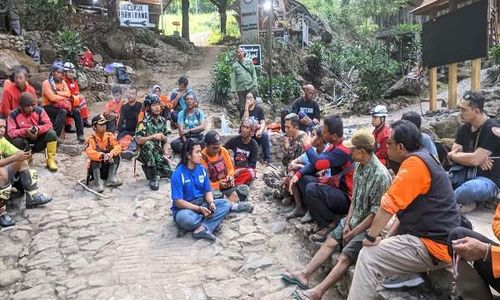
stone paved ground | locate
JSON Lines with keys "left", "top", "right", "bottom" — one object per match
{"left": 0, "top": 46, "right": 340, "bottom": 300}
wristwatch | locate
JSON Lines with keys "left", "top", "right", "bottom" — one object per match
{"left": 365, "top": 232, "right": 377, "bottom": 243}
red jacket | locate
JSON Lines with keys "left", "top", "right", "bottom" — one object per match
{"left": 373, "top": 123, "right": 390, "bottom": 166}
{"left": 7, "top": 107, "right": 53, "bottom": 139}
{"left": 63, "top": 78, "right": 80, "bottom": 95}
{"left": 1, "top": 83, "right": 37, "bottom": 117}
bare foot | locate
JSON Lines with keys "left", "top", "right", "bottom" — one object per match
{"left": 302, "top": 288, "right": 322, "bottom": 300}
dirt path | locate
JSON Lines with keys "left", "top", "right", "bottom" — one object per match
{"left": 0, "top": 46, "right": 339, "bottom": 300}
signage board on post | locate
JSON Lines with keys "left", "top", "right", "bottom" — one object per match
{"left": 240, "top": 0, "right": 259, "bottom": 42}
{"left": 119, "top": 2, "right": 153, "bottom": 28}
{"left": 240, "top": 44, "right": 262, "bottom": 67}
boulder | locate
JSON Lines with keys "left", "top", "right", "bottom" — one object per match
{"left": 158, "top": 35, "right": 195, "bottom": 54}
{"left": 0, "top": 49, "right": 38, "bottom": 79}
{"left": 40, "top": 45, "right": 57, "bottom": 64}
{"left": 430, "top": 113, "right": 461, "bottom": 139}
{"left": 383, "top": 76, "right": 423, "bottom": 98}
{"left": 101, "top": 29, "right": 135, "bottom": 59}
{"left": 77, "top": 71, "right": 89, "bottom": 91}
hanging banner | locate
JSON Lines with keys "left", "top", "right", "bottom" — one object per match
{"left": 241, "top": 0, "right": 259, "bottom": 42}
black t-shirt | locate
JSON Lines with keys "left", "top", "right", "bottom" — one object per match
{"left": 291, "top": 96, "right": 320, "bottom": 130}
{"left": 224, "top": 136, "right": 258, "bottom": 168}
{"left": 241, "top": 105, "right": 265, "bottom": 124}
{"left": 118, "top": 102, "right": 143, "bottom": 133}
{"left": 455, "top": 118, "right": 500, "bottom": 186}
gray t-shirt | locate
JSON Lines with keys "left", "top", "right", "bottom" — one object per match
{"left": 421, "top": 133, "right": 438, "bottom": 158}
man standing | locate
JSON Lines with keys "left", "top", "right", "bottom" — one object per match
{"left": 42, "top": 62, "right": 85, "bottom": 143}
{"left": 1, "top": 66, "right": 37, "bottom": 117}
{"left": 282, "top": 129, "right": 391, "bottom": 300}
{"left": 0, "top": 117, "right": 52, "bottom": 228}
{"left": 448, "top": 91, "right": 500, "bottom": 213}
{"left": 347, "top": 120, "right": 461, "bottom": 299}
{"left": 7, "top": 93, "right": 58, "bottom": 171}
{"left": 291, "top": 85, "right": 320, "bottom": 132}
{"left": 230, "top": 48, "right": 258, "bottom": 115}
{"left": 242, "top": 92, "right": 271, "bottom": 164}
{"left": 136, "top": 95, "right": 172, "bottom": 191}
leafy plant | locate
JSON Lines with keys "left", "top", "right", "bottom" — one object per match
{"left": 55, "top": 31, "right": 84, "bottom": 64}
{"left": 25, "top": 0, "right": 64, "bottom": 31}
{"left": 490, "top": 46, "right": 500, "bottom": 65}
{"left": 136, "top": 30, "right": 158, "bottom": 47}
{"left": 211, "top": 49, "right": 234, "bottom": 105}
{"left": 258, "top": 74, "right": 301, "bottom": 104}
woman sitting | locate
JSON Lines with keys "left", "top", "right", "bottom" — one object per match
{"left": 170, "top": 94, "right": 206, "bottom": 153}
{"left": 170, "top": 139, "right": 230, "bottom": 241}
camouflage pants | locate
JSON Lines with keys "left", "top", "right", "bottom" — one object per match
{"left": 137, "top": 141, "right": 172, "bottom": 178}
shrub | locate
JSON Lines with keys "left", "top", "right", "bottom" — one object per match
{"left": 258, "top": 74, "right": 301, "bottom": 104}
{"left": 211, "top": 49, "right": 234, "bottom": 105}
{"left": 55, "top": 31, "right": 84, "bottom": 64}
{"left": 25, "top": 0, "right": 63, "bottom": 31}
{"left": 490, "top": 45, "right": 500, "bottom": 65}
{"left": 136, "top": 30, "right": 158, "bottom": 47}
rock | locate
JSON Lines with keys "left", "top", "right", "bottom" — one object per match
{"left": 58, "top": 144, "right": 82, "bottom": 156}
{"left": 12, "top": 284, "right": 56, "bottom": 300}
{"left": 238, "top": 233, "right": 267, "bottom": 246}
{"left": 203, "top": 278, "right": 248, "bottom": 299}
{"left": 77, "top": 71, "right": 89, "bottom": 91}
{"left": 383, "top": 76, "right": 423, "bottom": 99}
{"left": 40, "top": 45, "right": 57, "bottom": 64}
{"left": 242, "top": 255, "right": 273, "bottom": 271}
{"left": 80, "top": 238, "right": 113, "bottom": 251}
{"left": 0, "top": 269, "right": 22, "bottom": 287}
{"left": 430, "top": 113, "right": 461, "bottom": 139}
{"left": 101, "top": 28, "right": 135, "bottom": 59}
{"left": 0, "top": 49, "right": 38, "bottom": 79}
{"left": 270, "top": 222, "right": 288, "bottom": 234}
{"left": 93, "top": 54, "right": 103, "bottom": 64}
{"left": 159, "top": 35, "right": 195, "bottom": 53}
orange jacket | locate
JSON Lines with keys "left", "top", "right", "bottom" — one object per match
{"left": 491, "top": 205, "right": 500, "bottom": 278}
{"left": 201, "top": 147, "right": 235, "bottom": 191}
{"left": 42, "top": 79, "right": 71, "bottom": 106}
{"left": 85, "top": 132, "right": 121, "bottom": 162}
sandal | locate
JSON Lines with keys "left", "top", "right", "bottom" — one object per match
{"left": 192, "top": 229, "right": 216, "bottom": 241}
{"left": 309, "top": 227, "right": 330, "bottom": 243}
{"left": 292, "top": 290, "right": 312, "bottom": 300}
{"left": 281, "top": 272, "right": 309, "bottom": 290}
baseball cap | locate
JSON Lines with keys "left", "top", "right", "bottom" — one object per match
{"left": 344, "top": 129, "right": 375, "bottom": 151}
{"left": 91, "top": 115, "right": 108, "bottom": 126}
{"left": 205, "top": 130, "right": 222, "bottom": 145}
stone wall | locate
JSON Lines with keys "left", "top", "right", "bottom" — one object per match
{"left": 0, "top": 34, "right": 24, "bottom": 52}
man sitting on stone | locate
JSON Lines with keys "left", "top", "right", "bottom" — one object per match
{"left": 1, "top": 66, "right": 37, "bottom": 118}
{"left": 117, "top": 87, "right": 142, "bottom": 160}
{"left": 290, "top": 84, "right": 321, "bottom": 132}
{"left": 62, "top": 62, "right": 91, "bottom": 129}
{"left": 224, "top": 118, "right": 259, "bottom": 186}
{"left": 170, "top": 94, "right": 206, "bottom": 154}
{"left": 169, "top": 76, "right": 195, "bottom": 126}
{"left": 42, "top": 62, "right": 85, "bottom": 143}
{"left": 448, "top": 91, "right": 499, "bottom": 213}
{"left": 85, "top": 115, "right": 122, "bottom": 193}
{"left": 286, "top": 125, "right": 330, "bottom": 221}
{"left": 401, "top": 111, "right": 438, "bottom": 158}
{"left": 241, "top": 92, "right": 272, "bottom": 164}
{"left": 347, "top": 120, "right": 461, "bottom": 299}
{"left": 136, "top": 95, "right": 172, "bottom": 191}
{"left": 0, "top": 117, "right": 52, "bottom": 228}
{"left": 201, "top": 130, "right": 253, "bottom": 213}
{"left": 289, "top": 115, "right": 353, "bottom": 242}
{"left": 7, "top": 93, "right": 58, "bottom": 172}
{"left": 103, "top": 85, "right": 124, "bottom": 133}
{"left": 282, "top": 129, "right": 391, "bottom": 300}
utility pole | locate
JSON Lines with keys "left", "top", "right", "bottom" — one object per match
{"left": 266, "top": 1, "right": 273, "bottom": 104}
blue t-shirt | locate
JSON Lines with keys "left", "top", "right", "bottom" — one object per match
{"left": 178, "top": 108, "right": 205, "bottom": 129}
{"left": 171, "top": 164, "right": 211, "bottom": 217}
{"left": 301, "top": 145, "right": 331, "bottom": 177}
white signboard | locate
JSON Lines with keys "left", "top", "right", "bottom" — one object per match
{"left": 119, "top": 2, "right": 152, "bottom": 28}
{"left": 240, "top": 0, "right": 259, "bottom": 42}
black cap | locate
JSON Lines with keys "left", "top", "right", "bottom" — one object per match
{"left": 91, "top": 115, "right": 108, "bottom": 126}
{"left": 205, "top": 130, "right": 222, "bottom": 145}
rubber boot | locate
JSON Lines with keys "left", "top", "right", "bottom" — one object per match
{"left": 20, "top": 170, "right": 52, "bottom": 209}
{"left": 142, "top": 165, "right": 159, "bottom": 191}
{"left": 105, "top": 163, "right": 122, "bottom": 187}
{"left": 46, "top": 141, "right": 58, "bottom": 172}
{"left": 92, "top": 167, "right": 105, "bottom": 193}
{"left": 0, "top": 184, "right": 14, "bottom": 228}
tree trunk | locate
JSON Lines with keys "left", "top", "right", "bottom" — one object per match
{"left": 182, "top": 0, "right": 190, "bottom": 41}
{"left": 107, "top": 0, "right": 119, "bottom": 26}
{"left": 219, "top": 5, "right": 227, "bottom": 35}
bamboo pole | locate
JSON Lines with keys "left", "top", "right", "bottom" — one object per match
{"left": 448, "top": 63, "right": 457, "bottom": 109}
{"left": 429, "top": 67, "right": 437, "bottom": 111}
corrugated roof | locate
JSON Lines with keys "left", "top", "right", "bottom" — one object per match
{"left": 411, "top": 0, "right": 449, "bottom": 14}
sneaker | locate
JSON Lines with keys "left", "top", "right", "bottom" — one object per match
{"left": 381, "top": 274, "right": 425, "bottom": 289}
{"left": 460, "top": 203, "right": 477, "bottom": 214}
{"left": 192, "top": 229, "right": 216, "bottom": 241}
{"left": 231, "top": 202, "right": 254, "bottom": 213}
{"left": 300, "top": 211, "right": 312, "bottom": 223}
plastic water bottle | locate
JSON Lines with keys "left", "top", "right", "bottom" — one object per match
{"left": 221, "top": 115, "right": 229, "bottom": 135}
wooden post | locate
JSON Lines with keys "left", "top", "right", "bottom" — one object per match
{"left": 429, "top": 67, "right": 437, "bottom": 111}
{"left": 448, "top": 63, "right": 458, "bottom": 109}
{"left": 471, "top": 58, "right": 481, "bottom": 91}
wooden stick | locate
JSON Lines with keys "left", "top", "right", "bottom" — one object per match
{"left": 448, "top": 63, "right": 457, "bottom": 109}
{"left": 429, "top": 67, "right": 437, "bottom": 111}
{"left": 77, "top": 179, "right": 111, "bottom": 199}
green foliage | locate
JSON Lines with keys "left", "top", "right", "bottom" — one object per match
{"left": 490, "top": 46, "right": 500, "bottom": 65}
{"left": 392, "top": 23, "right": 422, "bottom": 35}
{"left": 328, "top": 41, "right": 399, "bottom": 102}
{"left": 55, "top": 31, "right": 83, "bottom": 64}
{"left": 159, "top": 12, "right": 218, "bottom": 35}
{"left": 25, "top": 0, "right": 63, "bottom": 31}
{"left": 136, "top": 30, "right": 158, "bottom": 47}
{"left": 353, "top": 0, "right": 407, "bottom": 19}
{"left": 208, "top": 13, "right": 241, "bottom": 44}
{"left": 258, "top": 74, "right": 301, "bottom": 104}
{"left": 211, "top": 49, "right": 234, "bottom": 105}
